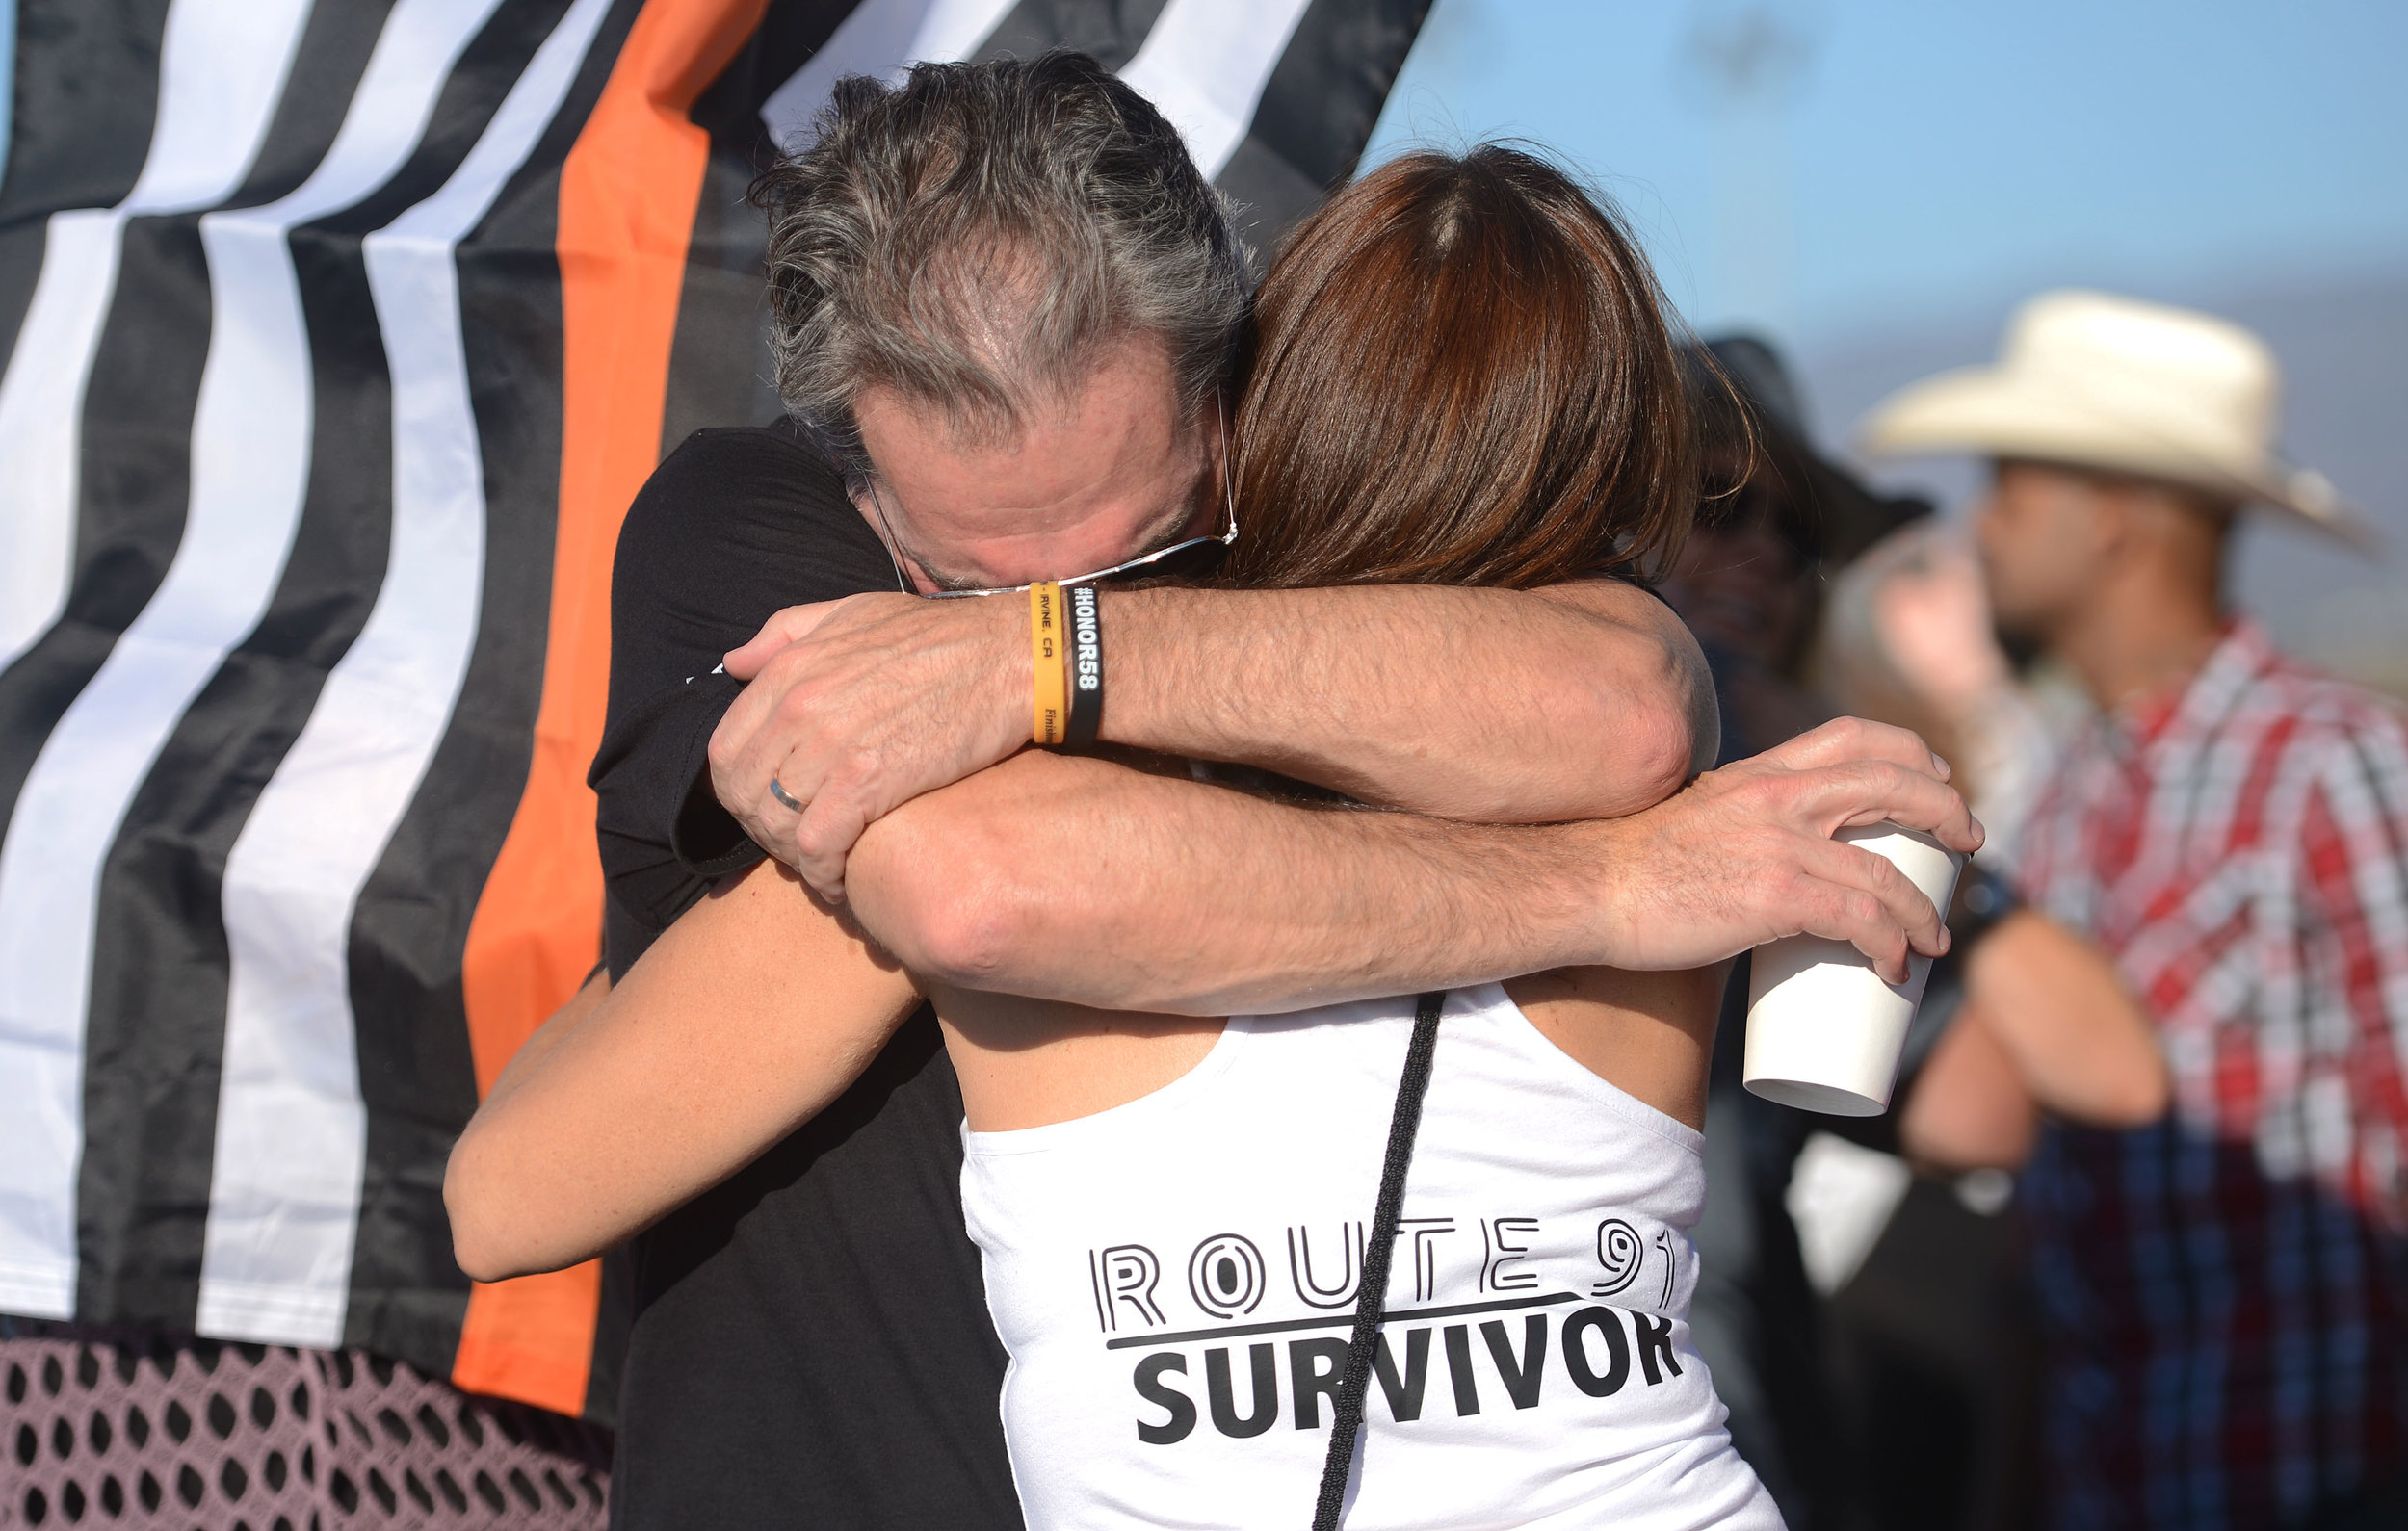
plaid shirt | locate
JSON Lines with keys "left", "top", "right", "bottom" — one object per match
{"left": 2017, "top": 620, "right": 2408, "bottom": 1529}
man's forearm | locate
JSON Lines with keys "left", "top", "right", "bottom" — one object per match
{"left": 1099, "top": 581, "right": 1713, "bottom": 821}
{"left": 713, "top": 578, "right": 1714, "bottom": 896}
{"left": 845, "top": 717, "right": 1979, "bottom": 1013}
{"left": 846, "top": 750, "right": 1615, "bottom": 1014}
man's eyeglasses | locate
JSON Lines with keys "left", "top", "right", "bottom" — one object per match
{"left": 862, "top": 408, "right": 1239, "bottom": 599}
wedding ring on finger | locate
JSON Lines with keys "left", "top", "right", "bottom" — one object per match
{"left": 769, "top": 776, "right": 806, "bottom": 814}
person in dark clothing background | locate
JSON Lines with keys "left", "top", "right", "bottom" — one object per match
{"left": 1662, "top": 336, "right": 1931, "bottom": 1530}
{"left": 1662, "top": 338, "right": 2167, "bottom": 1531}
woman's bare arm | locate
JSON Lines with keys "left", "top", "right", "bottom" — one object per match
{"left": 445, "top": 861, "right": 922, "bottom": 1280}
{"left": 449, "top": 713, "right": 1973, "bottom": 1271}
{"left": 478, "top": 963, "right": 612, "bottom": 1120}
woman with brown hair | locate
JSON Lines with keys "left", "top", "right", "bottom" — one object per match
{"left": 462, "top": 145, "right": 1783, "bottom": 1527}
{"left": 1217, "top": 147, "right": 1690, "bottom": 593}
{"left": 938, "top": 145, "right": 1776, "bottom": 1528}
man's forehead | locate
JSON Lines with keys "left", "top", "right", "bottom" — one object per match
{"left": 856, "top": 336, "right": 1198, "bottom": 525}
{"left": 864, "top": 329, "right": 1183, "bottom": 441}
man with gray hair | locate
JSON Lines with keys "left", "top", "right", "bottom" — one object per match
{"left": 763, "top": 51, "right": 1249, "bottom": 520}
{"left": 466, "top": 54, "right": 1968, "bottom": 1529}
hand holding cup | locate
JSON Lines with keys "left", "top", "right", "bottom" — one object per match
{"left": 1743, "top": 822, "right": 1968, "bottom": 1116}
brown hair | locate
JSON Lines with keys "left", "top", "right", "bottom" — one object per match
{"left": 1218, "top": 145, "right": 1695, "bottom": 590}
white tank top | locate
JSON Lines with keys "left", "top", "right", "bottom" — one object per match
{"left": 960, "top": 983, "right": 1781, "bottom": 1530}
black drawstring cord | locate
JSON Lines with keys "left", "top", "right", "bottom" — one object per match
{"left": 1310, "top": 990, "right": 1446, "bottom": 1531}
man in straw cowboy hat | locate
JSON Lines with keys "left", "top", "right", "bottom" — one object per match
{"left": 1863, "top": 290, "right": 2408, "bottom": 1530}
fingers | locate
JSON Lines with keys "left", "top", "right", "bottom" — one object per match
{"left": 1780, "top": 890, "right": 1911, "bottom": 985}
{"left": 1793, "top": 837, "right": 1950, "bottom": 982}
{"left": 708, "top": 662, "right": 840, "bottom": 870}
{"left": 792, "top": 787, "right": 877, "bottom": 904}
{"left": 722, "top": 600, "right": 844, "bottom": 680}
{"left": 708, "top": 681, "right": 779, "bottom": 822}
{"left": 717, "top": 632, "right": 846, "bottom": 819}
{"left": 1764, "top": 715, "right": 1950, "bottom": 783}
{"left": 1782, "top": 759, "right": 1985, "bottom": 855}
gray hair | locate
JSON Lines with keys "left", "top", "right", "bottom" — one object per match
{"left": 751, "top": 51, "right": 1250, "bottom": 486}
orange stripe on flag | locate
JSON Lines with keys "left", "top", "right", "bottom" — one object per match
{"left": 451, "top": 0, "right": 769, "bottom": 1417}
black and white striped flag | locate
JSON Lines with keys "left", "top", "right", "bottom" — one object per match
{"left": 0, "top": 0, "right": 1428, "bottom": 1421}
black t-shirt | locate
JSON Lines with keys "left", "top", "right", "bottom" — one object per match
{"left": 588, "top": 421, "right": 1021, "bottom": 1530}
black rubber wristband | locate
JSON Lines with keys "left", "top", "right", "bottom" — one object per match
{"left": 1064, "top": 584, "right": 1104, "bottom": 748}
{"left": 1950, "top": 861, "right": 2022, "bottom": 948}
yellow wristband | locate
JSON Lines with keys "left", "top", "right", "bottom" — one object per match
{"left": 1030, "top": 581, "right": 1067, "bottom": 744}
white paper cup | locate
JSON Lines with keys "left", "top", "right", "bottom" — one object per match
{"left": 1743, "top": 823, "right": 1967, "bottom": 1117}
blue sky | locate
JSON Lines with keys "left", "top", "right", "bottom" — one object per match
{"left": 1364, "top": 0, "right": 2408, "bottom": 350}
